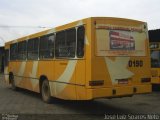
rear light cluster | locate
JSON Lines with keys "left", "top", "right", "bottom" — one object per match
{"left": 89, "top": 80, "right": 104, "bottom": 86}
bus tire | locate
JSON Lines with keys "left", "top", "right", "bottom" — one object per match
{"left": 9, "top": 74, "right": 17, "bottom": 90}
{"left": 41, "top": 79, "right": 52, "bottom": 103}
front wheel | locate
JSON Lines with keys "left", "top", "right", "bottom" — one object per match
{"left": 41, "top": 79, "right": 52, "bottom": 103}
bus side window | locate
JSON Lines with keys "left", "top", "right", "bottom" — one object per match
{"left": 27, "top": 38, "right": 39, "bottom": 60}
{"left": 4, "top": 49, "right": 9, "bottom": 67}
{"left": 39, "top": 34, "right": 55, "bottom": 59}
{"left": 18, "top": 41, "right": 27, "bottom": 60}
{"left": 66, "top": 28, "right": 76, "bottom": 57}
{"left": 55, "top": 28, "right": 76, "bottom": 58}
{"left": 48, "top": 34, "right": 55, "bottom": 58}
{"left": 55, "top": 31, "right": 65, "bottom": 57}
{"left": 10, "top": 43, "right": 18, "bottom": 60}
{"left": 77, "top": 26, "right": 85, "bottom": 58}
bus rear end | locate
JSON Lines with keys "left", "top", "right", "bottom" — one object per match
{"left": 87, "top": 17, "right": 151, "bottom": 99}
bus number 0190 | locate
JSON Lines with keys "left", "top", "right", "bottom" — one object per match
{"left": 128, "top": 60, "right": 143, "bottom": 67}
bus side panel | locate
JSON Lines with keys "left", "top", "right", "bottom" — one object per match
{"left": 22, "top": 61, "right": 35, "bottom": 91}
{"left": 53, "top": 60, "right": 77, "bottom": 100}
{"left": 38, "top": 60, "right": 55, "bottom": 93}
{"left": 75, "top": 60, "right": 86, "bottom": 100}
{"left": 9, "top": 61, "right": 26, "bottom": 89}
{"left": 16, "top": 61, "right": 27, "bottom": 89}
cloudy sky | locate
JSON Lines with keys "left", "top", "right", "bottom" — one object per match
{"left": 0, "top": 0, "right": 160, "bottom": 46}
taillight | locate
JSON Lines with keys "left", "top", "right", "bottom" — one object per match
{"left": 89, "top": 80, "right": 104, "bottom": 86}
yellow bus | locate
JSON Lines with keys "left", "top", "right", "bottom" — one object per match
{"left": 4, "top": 17, "right": 151, "bottom": 103}
{"left": 149, "top": 29, "right": 160, "bottom": 86}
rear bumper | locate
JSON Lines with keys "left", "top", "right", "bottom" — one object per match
{"left": 86, "top": 84, "right": 151, "bottom": 100}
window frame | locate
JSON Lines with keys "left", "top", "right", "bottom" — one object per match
{"left": 55, "top": 28, "right": 77, "bottom": 58}
{"left": 27, "top": 37, "right": 39, "bottom": 60}
{"left": 17, "top": 41, "right": 27, "bottom": 60}
{"left": 39, "top": 33, "right": 55, "bottom": 59}
{"left": 10, "top": 43, "right": 18, "bottom": 61}
{"left": 76, "top": 26, "right": 85, "bottom": 58}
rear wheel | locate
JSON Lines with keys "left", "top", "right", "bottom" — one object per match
{"left": 41, "top": 79, "right": 52, "bottom": 103}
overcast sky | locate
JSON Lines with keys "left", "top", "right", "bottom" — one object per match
{"left": 0, "top": 0, "right": 160, "bottom": 45}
